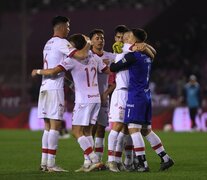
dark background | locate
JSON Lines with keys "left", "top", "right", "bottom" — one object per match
{"left": 0, "top": 0, "right": 206, "bottom": 110}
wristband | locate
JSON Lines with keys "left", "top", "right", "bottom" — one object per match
{"left": 37, "top": 69, "right": 41, "bottom": 75}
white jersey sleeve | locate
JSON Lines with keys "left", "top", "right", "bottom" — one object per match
{"left": 114, "top": 44, "right": 131, "bottom": 90}
{"left": 58, "top": 39, "right": 76, "bottom": 57}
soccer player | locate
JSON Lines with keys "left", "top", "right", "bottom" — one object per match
{"left": 32, "top": 34, "right": 110, "bottom": 172}
{"left": 110, "top": 28, "right": 174, "bottom": 172}
{"left": 89, "top": 29, "right": 116, "bottom": 163}
{"left": 33, "top": 16, "right": 91, "bottom": 172}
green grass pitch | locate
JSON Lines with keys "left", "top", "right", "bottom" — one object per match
{"left": 0, "top": 130, "right": 207, "bottom": 180}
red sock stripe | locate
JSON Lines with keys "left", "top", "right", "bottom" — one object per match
{"left": 95, "top": 147, "right": 104, "bottom": 153}
{"left": 108, "top": 150, "right": 114, "bottom": 156}
{"left": 152, "top": 143, "right": 162, "bottom": 150}
{"left": 42, "top": 148, "right": 48, "bottom": 153}
{"left": 115, "top": 151, "right": 122, "bottom": 157}
{"left": 125, "top": 145, "right": 133, "bottom": 151}
{"left": 84, "top": 147, "right": 93, "bottom": 155}
{"left": 48, "top": 149, "right": 56, "bottom": 155}
{"left": 134, "top": 147, "right": 145, "bottom": 152}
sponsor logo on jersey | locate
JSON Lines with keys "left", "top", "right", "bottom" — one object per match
{"left": 88, "top": 94, "right": 100, "bottom": 98}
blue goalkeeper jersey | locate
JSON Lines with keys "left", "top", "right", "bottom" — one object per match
{"left": 110, "top": 51, "right": 152, "bottom": 93}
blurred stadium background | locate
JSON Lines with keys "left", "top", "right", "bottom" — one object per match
{"left": 0, "top": 0, "right": 207, "bottom": 131}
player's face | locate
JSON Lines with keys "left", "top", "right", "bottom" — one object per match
{"left": 123, "top": 31, "right": 132, "bottom": 43}
{"left": 62, "top": 22, "right": 70, "bottom": 37}
{"left": 91, "top": 33, "right": 105, "bottom": 50}
{"left": 115, "top": 32, "right": 124, "bottom": 42}
{"left": 127, "top": 32, "right": 137, "bottom": 44}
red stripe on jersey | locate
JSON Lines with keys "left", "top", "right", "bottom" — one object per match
{"left": 84, "top": 147, "right": 93, "bottom": 155}
{"left": 95, "top": 147, "right": 104, "bottom": 153}
{"left": 152, "top": 143, "right": 162, "bottom": 150}
{"left": 125, "top": 145, "right": 133, "bottom": 151}
{"left": 108, "top": 150, "right": 114, "bottom": 156}
{"left": 134, "top": 147, "right": 145, "bottom": 152}
{"left": 48, "top": 149, "right": 56, "bottom": 155}
{"left": 68, "top": 49, "right": 78, "bottom": 58}
{"left": 42, "top": 148, "right": 48, "bottom": 153}
{"left": 115, "top": 151, "right": 122, "bottom": 157}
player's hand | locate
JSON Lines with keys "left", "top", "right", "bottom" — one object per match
{"left": 133, "top": 42, "right": 146, "bottom": 52}
{"left": 82, "top": 34, "right": 93, "bottom": 46}
{"left": 31, "top": 69, "right": 38, "bottom": 77}
{"left": 112, "top": 42, "right": 124, "bottom": 54}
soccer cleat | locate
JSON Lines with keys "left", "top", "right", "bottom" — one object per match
{"left": 117, "top": 162, "right": 125, "bottom": 171}
{"left": 83, "top": 162, "right": 104, "bottom": 172}
{"left": 108, "top": 161, "right": 120, "bottom": 172}
{"left": 75, "top": 165, "right": 88, "bottom": 172}
{"left": 159, "top": 158, "right": 174, "bottom": 171}
{"left": 47, "top": 165, "right": 68, "bottom": 172}
{"left": 137, "top": 164, "right": 150, "bottom": 172}
{"left": 39, "top": 165, "right": 47, "bottom": 172}
{"left": 124, "top": 164, "right": 134, "bottom": 172}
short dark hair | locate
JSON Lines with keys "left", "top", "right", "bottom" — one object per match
{"left": 131, "top": 28, "right": 147, "bottom": 42}
{"left": 89, "top": 29, "right": 104, "bottom": 39}
{"left": 52, "top": 16, "right": 69, "bottom": 27}
{"left": 68, "top": 34, "right": 86, "bottom": 50}
{"left": 114, "top": 25, "right": 129, "bottom": 34}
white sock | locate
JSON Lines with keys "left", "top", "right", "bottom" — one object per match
{"left": 108, "top": 130, "right": 119, "bottom": 162}
{"left": 124, "top": 135, "right": 133, "bottom": 165}
{"left": 47, "top": 129, "right": 59, "bottom": 167}
{"left": 95, "top": 137, "right": 104, "bottom": 161}
{"left": 78, "top": 136, "right": 99, "bottom": 163}
{"left": 41, "top": 130, "right": 49, "bottom": 166}
{"left": 145, "top": 131, "right": 164, "bottom": 154}
{"left": 115, "top": 132, "right": 125, "bottom": 162}
{"left": 131, "top": 132, "right": 145, "bottom": 156}
{"left": 86, "top": 135, "right": 94, "bottom": 147}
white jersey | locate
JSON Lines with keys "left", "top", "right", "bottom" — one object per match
{"left": 40, "top": 36, "right": 76, "bottom": 91}
{"left": 92, "top": 51, "right": 115, "bottom": 94}
{"left": 59, "top": 52, "right": 107, "bottom": 103}
{"left": 114, "top": 43, "right": 132, "bottom": 90}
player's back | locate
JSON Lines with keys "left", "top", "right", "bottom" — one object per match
{"left": 128, "top": 52, "right": 152, "bottom": 93}
{"left": 61, "top": 52, "right": 106, "bottom": 104}
{"left": 41, "top": 37, "right": 71, "bottom": 91}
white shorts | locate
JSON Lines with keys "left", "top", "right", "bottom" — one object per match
{"left": 97, "top": 101, "right": 109, "bottom": 127}
{"left": 38, "top": 89, "right": 65, "bottom": 120}
{"left": 109, "top": 89, "right": 128, "bottom": 123}
{"left": 72, "top": 103, "right": 101, "bottom": 126}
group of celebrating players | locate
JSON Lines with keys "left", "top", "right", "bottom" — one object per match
{"left": 31, "top": 15, "right": 174, "bottom": 173}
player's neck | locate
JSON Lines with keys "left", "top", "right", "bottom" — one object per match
{"left": 92, "top": 48, "right": 103, "bottom": 56}
{"left": 53, "top": 32, "right": 65, "bottom": 39}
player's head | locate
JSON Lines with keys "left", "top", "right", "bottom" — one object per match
{"left": 89, "top": 29, "right": 105, "bottom": 50}
{"left": 52, "top": 16, "right": 70, "bottom": 38}
{"left": 130, "top": 28, "right": 147, "bottom": 43}
{"left": 114, "top": 25, "right": 129, "bottom": 43}
{"left": 189, "top": 74, "right": 197, "bottom": 83}
{"left": 68, "top": 34, "right": 86, "bottom": 50}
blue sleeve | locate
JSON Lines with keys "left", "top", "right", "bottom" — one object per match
{"left": 110, "top": 52, "right": 136, "bottom": 72}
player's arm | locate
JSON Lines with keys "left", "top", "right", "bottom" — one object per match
{"left": 132, "top": 43, "right": 156, "bottom": 59}
{"left": 31, "top": 65, "right": 65, "bottom": 77}
{"left": 110, "top": 52, "right": 136, "bottom": 72}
